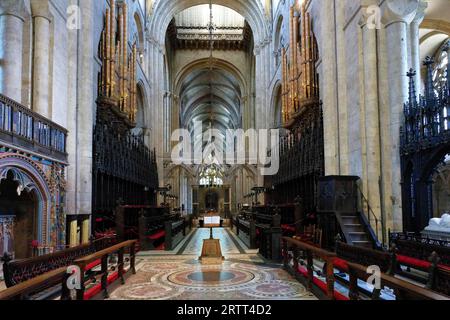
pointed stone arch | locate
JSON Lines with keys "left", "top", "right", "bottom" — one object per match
{"left": 0, "top": 153, "right": 52, "bottom": 244}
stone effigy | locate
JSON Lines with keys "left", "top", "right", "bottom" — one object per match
{"left": 422, "top": 214, "right": 450, "bottom": 241}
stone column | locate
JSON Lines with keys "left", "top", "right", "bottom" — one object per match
{"left": 360, "top": 8, "right": 382, "bottom": 239}
{"left": 0, "top": 1, "right": 26, "bottom": 102}
{"left": 66, "top": 0, "right": 79, "bottom": 225}
{"left": 69, "top": 217, "right": 78, "bottom": 247}
{"left": 81, "top": 216, "right": 90, "bottom": 244}
{"left": 30, "top": 1, "right": 51, "bottom": 117}
{"left": 410, "top": 1, "right": 427, "bottom": 94}
{"left": 77, "top": 0, "right": 94, "bottom": 216}
{"left": 321, "top": 0, "right": 340, "bottom": 175}
{"left": 381, "top": 0, "right": 420, "bottom": 231}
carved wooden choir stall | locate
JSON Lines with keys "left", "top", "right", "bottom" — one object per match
{"left": 115, "top": 205, "right": 188, "bottom": 251}
{"left": 400, "top": 49, "right": 450, "bottom": 233}
{"left": 267, "top": 3, "right": 324, "bottom": 216}
{"left": 92, "top": 0, "right": 159, "bottom": 238}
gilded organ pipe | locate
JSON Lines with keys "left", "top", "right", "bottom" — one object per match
{"left": 282, "top": 3, "right": 320, "bottom": 126}
{"left": 99, "top": 0, "right": 137, "bottom": 125}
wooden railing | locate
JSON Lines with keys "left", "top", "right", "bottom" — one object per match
{"left": 0, "top": 267, "right": 68, "bottom": 300}
{"left": 2, "top": 237, "right": 116, "bottom": 288}
{"left": 282, "top": 237, "right": 336, "bottom": 300}
{"left": 346, "top": 261, "right": 449, "bottom": 300}
{"left": 283, "top": 237, "right": 450, "bottom": 300}
{"left": 0, "top": 93, "right": 67, "bottom": 161}
{"left": 69, "top": 240, "right": 137, "bottom": 300}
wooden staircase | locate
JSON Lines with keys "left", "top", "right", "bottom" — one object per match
{"left": 336, "top": 212, "right": 375, "bottom": 249}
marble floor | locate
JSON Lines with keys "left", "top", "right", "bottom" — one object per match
{"left": 108, "top": 228, "right": 316, "bottom": 300}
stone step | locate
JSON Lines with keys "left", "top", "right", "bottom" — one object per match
{"left": 349, "top": 232, "right": 369, "bottom": 241}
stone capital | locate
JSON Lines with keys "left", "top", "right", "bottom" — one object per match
{"left": 0, "top": 0, "right": 28, "bottom": 21}
{"left": 30, "top": 0, "right": 51, "bottom": 21}
{"left": 411, "top": 0, "right": 427, "bottom": 25}
{"left": 381, "top": 0, "right": 420, "bottom": 26}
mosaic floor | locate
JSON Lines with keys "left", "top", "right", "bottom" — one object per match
{"left": 108, "top": 256, "right": 316, "bottom": 300}
{"left": 108, "top": 228, "right": 316, "bottom": 300}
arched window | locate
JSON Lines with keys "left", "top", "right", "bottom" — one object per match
{"left": 432, "top": 41, "right": 449, "bottom": 93}
{"left": 273, "top": 16, "right": 284, "bottom": 67}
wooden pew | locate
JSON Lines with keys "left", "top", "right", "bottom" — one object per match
{"left": 390, "top": 232, "right": 450, "bottom": 272}
{"left": 115, "top": 205, "right": 187, "bottom": 251}
{"left": 68, "top": 240, "right": 137, "bottom": 300}
{"left": 334, "top": 241, "right": 394, "bottom": 274}
{"left": 165, "top": 219, "right": 186, "bottom": 250}
{"left": 429, "top": 264, "right": 450, "bottom": 296}
{"left": 234, "top": 217, "right": 257, "bottom": 249}
{"left": 346, "top": 261, "right": 449, "bottom": 300}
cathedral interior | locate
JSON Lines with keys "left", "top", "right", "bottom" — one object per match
{"left": 0, "top": 0, "right": 450, "bottom": 304}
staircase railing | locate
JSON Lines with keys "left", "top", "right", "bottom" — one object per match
{"left": 356, "top": 184, "right": 384, "bottom": 248}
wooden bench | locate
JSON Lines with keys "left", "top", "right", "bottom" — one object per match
{"left": 333, "top": 241, "right": 394, "bottom": 274}
{"left": 390, "top": 232, "right": 450, "bottom": 267}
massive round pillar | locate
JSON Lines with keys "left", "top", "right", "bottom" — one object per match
{"left": 0, "top": 1, "right": 26, "bottom": 102}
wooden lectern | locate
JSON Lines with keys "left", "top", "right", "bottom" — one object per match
{"left": 199, "top": 212, "right": 224, "bottom": 264}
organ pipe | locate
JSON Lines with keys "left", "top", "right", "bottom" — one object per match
{"left": 99, "top": 0, "right": 137, "bottom": 124}
{"left": 281, "top": 3, "right": 320, "bottom": 126}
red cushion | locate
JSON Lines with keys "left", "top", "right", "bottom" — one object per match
{"left": 438, "top": 264, "right": 450, "bottom": 272}
{"left": 147, "top": 230, "right": 166, "bottom": 240}
{"left": 297, "top": 266, "right": 349, "bottom": 300}
{"left": 84, "top": 259, "right": 101, "bottom": 272}
{"left": 333, "top": 258, "right": 349, "bottom": 272}
{"left": 281, "top": 225, "right": 296, "bottom": 232}
{"left": 397, "top": 255, "right": 431, "bottom": 270}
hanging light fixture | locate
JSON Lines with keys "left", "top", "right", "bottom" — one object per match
{"left": 208, "top": 0, "right": 215, "bottom": 127}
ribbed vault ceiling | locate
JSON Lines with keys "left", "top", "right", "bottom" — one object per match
{"left": 179, "top": 66, "right": 242, "bottom": 154}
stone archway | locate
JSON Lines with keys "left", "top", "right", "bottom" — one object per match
{"left": 0, "top": 154, "right": 52, "bottom": 257}
{"left": 149, "top": 0, "right": 269, "bottom": 46}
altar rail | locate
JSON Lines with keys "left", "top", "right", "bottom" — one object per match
{"left": 0, "top": 93, "right": 67, "bottom": 161}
